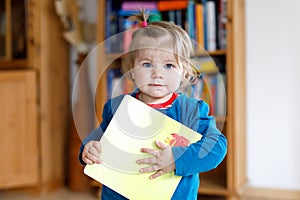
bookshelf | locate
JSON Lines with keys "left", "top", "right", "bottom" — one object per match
{"left": 0, "top": 0, "right": 69, "bottom": 191}
{"left": 96, "top": 0, "right": 246, "bottom": 199}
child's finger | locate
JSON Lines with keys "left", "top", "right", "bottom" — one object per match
{"left": 84, "top": 158, "right": 94, "bottom": 165}
{"left": 149, "top": 170, "right": 164, "bottom": 179}
{"left": 88, "top": 153, "right": 101, "bottom": 164}
{"left": 140, "top": 148, "right": 159, "bottom": 156}
{"left": 89, "top": 147, "right": 100, "bottom": 157}
{"left": 92, "top": 141, "right": 101, "bottom": 153}
{"left": 139, "top": 164, "right": 160, "bottom": 173}
{"left": 137, "top": 157, "right": 157, "bottom": 165}
{"left": 156, "top": 140, "right": 168, "bottom": 149}
{"left": 83, "top": 151, "right": 101, "bottom": 164}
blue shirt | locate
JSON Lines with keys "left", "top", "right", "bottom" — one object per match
{"left": 79, "top": 93, "right": 227, "bottom": 200}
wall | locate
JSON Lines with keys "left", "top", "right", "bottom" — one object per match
{"left": 246, "top": 0, "right": 300, "bottom": 190}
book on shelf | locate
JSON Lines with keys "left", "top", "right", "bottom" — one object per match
{"left": 206, "top": 1, "right": 217, "bottom": 51}
{"left": 105, "top": 0, "right": 122, "bottom": 53}
{"left": 201, "top": 0, "right": 208, "bottom": 49}
{"left": 193, "top": 56, "right": 219, "bottom": 73}
{"left": 157, "top": 0, "right": 188, "bottom": 11}
{"left": 121, "top": 1, "right": 157, "bottom": 11}
{"left": 195, "top": 3, "right": 204, "bottom": 48}
{"left": 187, "top": 0, "right": 196, "bottom": 41}
{"left": 218, "top": 0, "right": 227, "bottom": 49}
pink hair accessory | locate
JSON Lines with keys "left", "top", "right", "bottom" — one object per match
{"left": 141, "top": 21, "right": 148, "bottom": 27}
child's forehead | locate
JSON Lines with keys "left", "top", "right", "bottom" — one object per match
{"left": 133, "top": 34, "right": 174, "bottom": 49}
{"left": 137, "top": 48, "right": 175, "bottom": 57}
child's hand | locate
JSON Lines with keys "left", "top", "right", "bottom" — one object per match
{"left": 137, "top": 140, "right": 175, "bottom": 179}
{"left": 82, "top": 141, "right": 102, "bottom": 165}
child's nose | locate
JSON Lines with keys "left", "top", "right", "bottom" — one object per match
{"left": 151, "top": 65, "right": 164, "bottom": 78}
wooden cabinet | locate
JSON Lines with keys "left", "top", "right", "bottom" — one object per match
{"left": 0, "top": 0, "right": 69, "bottom": 191}
{"left": 94, "top": 0, "right": 246, "bottom": 199}
{"left": 0, "top": 71, "right": 38, "bottom": 188}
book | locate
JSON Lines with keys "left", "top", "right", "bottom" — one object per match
{"left": 195, "top": 3, "right": 205, "bottom": 48}
{"left": 216, "top": 73, "right": 226, "bottom": 115}
{"left": 206, "top": 1, "right": 217, "bottom": 51}
{"left": 218, "top": 0, "right": 227, "bottom": 49}
{"left": 193, "top": 56, "right": 219, "bottom": 73}
{"left": 105, "top": 0, "right": 122, "bottom": 53}
{"left": 84, "top": 95, "right": 202, "bottom": 200}
{"left": 187, "top": 0, "right": 196, "bottom": 40}
{"left": 157, "top": 0, "right": 188, "bottom": 11}
{"left": 121, "top": 1, "right": 157, "bottom": 11}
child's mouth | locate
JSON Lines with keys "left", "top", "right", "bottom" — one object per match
{"left": 149, "top": 84, "right": 163, "bottom": 87}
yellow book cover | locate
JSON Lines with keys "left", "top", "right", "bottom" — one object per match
{"left": 84, "top": 95, "right": 202, "bottom": 200}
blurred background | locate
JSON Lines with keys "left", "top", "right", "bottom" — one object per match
{"left": 0, "top": 0, "right": 299, "bottom": 200}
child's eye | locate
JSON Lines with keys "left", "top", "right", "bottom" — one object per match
{"left": 164, "top": 64, "right": 175, "bottom": 69}
{"left": 142, "top": 63, "right": 153, "bottom": 68}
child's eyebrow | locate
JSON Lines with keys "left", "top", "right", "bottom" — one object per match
{"left": 138, "top": 57, "right": 151, "bottom": 61}
{"left": 164, "top": 58, "right": 176, "bottom": 62}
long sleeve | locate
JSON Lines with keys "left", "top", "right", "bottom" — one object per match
{"left": 172, "top": 99, "right": 227, "bottom": 176}
{"left": 78, "top": 99, "right": 112, "bottom": 165}
{"left": 78, "top": 95, "right": 125, "bottom": 165}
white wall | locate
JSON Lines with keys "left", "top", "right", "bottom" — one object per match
{"left": 246, "top": 0, "right": 300, "bottom": 190}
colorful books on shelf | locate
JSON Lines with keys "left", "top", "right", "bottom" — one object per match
{"left": 191, "top": 0, "right": 227, "bottom": 51}
{"left": 105, "top": 0, "right": 227, "bottom": 53}
{"left": 181, "top": 73, "right": 226, "bottom": 116}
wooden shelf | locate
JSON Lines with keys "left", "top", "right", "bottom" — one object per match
{"left": 194, "top": 49, "right": 226, "bottom": 58}
{"left": 199, "top": 158, "right": 228, "bottom": 195}
{"left": 199, "top": 177, "right": 229, "bottom": 196}
{"left": 0, "top": 59, "right": 28, "bottom": 69}
{"left": 208, "top": 49, "right": 226, "bottom": 56}
{"left": 96, "top": 1, "right": 246, "bottom": 199}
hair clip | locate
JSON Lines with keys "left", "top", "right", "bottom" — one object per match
{"left": 141, "top": 21, "right": 148, "bottom": 27}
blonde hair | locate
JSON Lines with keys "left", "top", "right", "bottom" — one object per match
{"left": 121, "top": 10, "right": 198, "bottom": 84}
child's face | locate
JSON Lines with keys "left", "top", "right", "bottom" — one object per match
{"left": 132, "top": 49, "right": 183, "bottom": 103}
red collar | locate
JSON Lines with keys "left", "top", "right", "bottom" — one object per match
{"left": 135, "top": 92, "right": 178, "bottom": 109}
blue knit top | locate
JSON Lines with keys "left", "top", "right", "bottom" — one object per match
{"left": 79, "top": 92, "right": 227, "bottom": 200}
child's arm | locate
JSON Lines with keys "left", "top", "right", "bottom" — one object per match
{"left": 172, "top": 100, "right": 227, "bottom": 176}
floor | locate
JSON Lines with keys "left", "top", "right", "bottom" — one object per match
{"left": 0, "top": 188, "right": 98, "bottom": 200}
{"left": 0, "top": 188, "right": 279, "bottom": 200}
